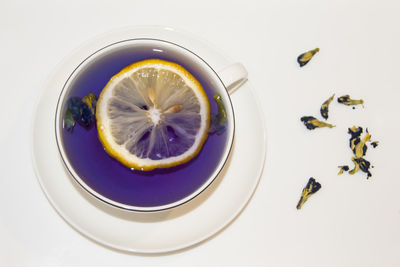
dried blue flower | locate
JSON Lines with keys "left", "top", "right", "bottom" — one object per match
{"left": 297, "top": 48, "right": 320, "bottom": 67}
{"left": 338, "top": 95, "right": 364, "bottom": 107}
{"left": 296, "top": 177, "right": 321, "bottom": 209}
{"left": 346, "top": 126, "right": 374, "bottom": 179}
{"left": 348, "top": 126, "right": 362, "bottom": 152}
{"left": 300, "top": 116, "right": 335, "bottom": 130}
{"left": 320, "top": 94, "right": 335, "bottom": 120}
{"left": 349, "top": 157, "right": 372, "bottom": 179}
{"left": 354, "top": 129, "right": 370, "bottom": 158}
{"left": 348, "top": 126, "right": 363, "bottom": 139}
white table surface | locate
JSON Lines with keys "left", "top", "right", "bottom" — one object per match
{"left": 2, "top": 0, "right": 400, "bottom": 266}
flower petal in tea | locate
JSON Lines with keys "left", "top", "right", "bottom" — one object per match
{"left": 209, "top": 94, "right": 227, "bottom": 135}
{"left": 63, "top": 93, "right": 97, "bottom": 131}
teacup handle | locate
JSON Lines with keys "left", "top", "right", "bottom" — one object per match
{"left": 217, "top": 63, "right": 248, "bottom": 94}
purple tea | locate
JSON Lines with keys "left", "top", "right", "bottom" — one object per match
{"left": 58, "top": 40, "right": 231, "bottom": 209}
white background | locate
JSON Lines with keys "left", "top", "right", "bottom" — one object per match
{"left": 1, "top": 0, "right": 400, "bottom": 266}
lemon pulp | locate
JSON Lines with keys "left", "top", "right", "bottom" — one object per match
{"left": 96, "top": 59, "right": 210, "bottom": 171}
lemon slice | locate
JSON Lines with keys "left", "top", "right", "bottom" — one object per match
{"left": 96, "top": 59, "right": 210, "bottom": 171}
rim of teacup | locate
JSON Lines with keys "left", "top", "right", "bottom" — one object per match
{"left": 54, "top": 38, "right": 235, "bottom": 212}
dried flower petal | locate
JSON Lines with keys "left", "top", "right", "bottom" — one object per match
{"left": 296, "top": 177, "right": 321, "bottom": 209}
{"left": 354, "top": 129, "right": 371, "bottom": 158}
{"left": 371, "top": 141, "right": 379, "bottom": 148}
{"left": 338, "top": 95, "right": 364, "bottom": 107}
{"left": 338, "top": 165, "right": 349, "bottom": 175}
{"left": 301, "top": 116, "right": 335, "bottom": 130}
{"left": 349, "top": 157, "right": 372, "bottom": 179}
{"left": 320, "top": 94, "right": 335, "bottom": 120}
{"left": 297, "top": 48, "right": 320, "bottom": 67}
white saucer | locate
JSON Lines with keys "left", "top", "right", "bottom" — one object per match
{"left": 31, "top": 26, "right": 267, "bottom": 253}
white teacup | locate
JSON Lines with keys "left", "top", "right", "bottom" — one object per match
{"left": 55, "top": 38, "right": 247, "bottom": 211}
